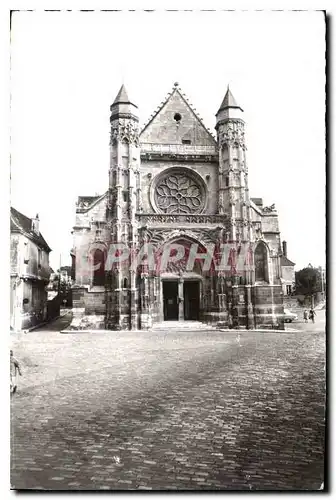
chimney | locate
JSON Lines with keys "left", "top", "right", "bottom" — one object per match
{"left": 282, "top": 241, "right": 287, "bottom": 257}
{"left": 32, "top": 213, "right": 40, "bottom": 234}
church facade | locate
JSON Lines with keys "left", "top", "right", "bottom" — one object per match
{"left": 70, "top": 83, "right": 287, "bottom": 331}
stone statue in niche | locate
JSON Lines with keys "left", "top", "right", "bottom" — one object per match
{"left": 229, "top": 190, "right": 236, "bottom": 206}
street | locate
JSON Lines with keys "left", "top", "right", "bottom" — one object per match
{"left": 10, "top": 311, "right": 325, "bottom": 490}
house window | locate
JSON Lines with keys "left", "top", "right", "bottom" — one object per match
{"left": 286, "top": 285, "right": 292, "bottom": 295}
{"left": 24, "top": 242, "right": 29, "bottom": 264}
{"left": 226, "top": 176, "right": 229, "bottom": 187}
{"left": 254, "top": 242, "right": 268, "bottom": 282}
{"left": 92, "top": 249, "right": 105, "bottom": 286}
{"left": 182, "top": 139, "right": 191, "bottom": 145}
{"left": 123, "top": 278, "right": 128, "bottom": 288}
{"left": 38, "top": 248, "right": 42, "bottom": 269}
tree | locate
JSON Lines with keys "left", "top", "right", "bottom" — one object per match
{"left": 295, "top": 265, "right": 322, "bottom": 306}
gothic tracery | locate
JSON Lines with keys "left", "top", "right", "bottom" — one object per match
{"left": 154, "top": 171, "right": 205, "bottom": 214}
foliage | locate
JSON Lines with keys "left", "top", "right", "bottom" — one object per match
{"left": 295, "top": 265, "right": 322, "bottom": 297}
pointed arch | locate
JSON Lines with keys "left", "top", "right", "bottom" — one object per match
{"left": 155, "top": 233, "right": 214, "bottom": 276}
{"left": 121, "top": 138, "right": 129, "bottom": 159}
{"left": 89, "top": 243, "right": 107, "bottom": 287}
{"left": 254, "top": 241, "right": 269, "bottom": 283}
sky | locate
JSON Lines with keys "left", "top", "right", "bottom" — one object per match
{"left": 9, "top": 10, "right": 326, "bottom": 271}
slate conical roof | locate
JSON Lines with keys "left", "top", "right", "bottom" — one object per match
{"left": 216, "top": 86, "right": 243, "bottom": 114}
{"left": 112, "top": 84, "right": 137, "bottom": 107}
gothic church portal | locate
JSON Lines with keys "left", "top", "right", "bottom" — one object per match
{"left": 70, "top": 83, "right": 286, "bottom": 331}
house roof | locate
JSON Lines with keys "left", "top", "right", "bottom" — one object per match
{"left": 60, "top": 265, "right": 72, "bottom": 274}
{"left": 251, "top": 197, "right": 263, "bottom": 207}
{"left": 280, "top": 255, "right": 296, "bottom": 267}
{"left": 10, "top": 207, "right": 52, "bottom": 252}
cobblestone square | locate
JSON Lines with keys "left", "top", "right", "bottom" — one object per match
{"left": 10, "top": 313, "right": 325, "bottom": 490}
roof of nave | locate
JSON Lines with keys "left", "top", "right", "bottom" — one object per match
{"left": 76, "top": 192, "right": 108, "bottom": 212}
{"left": 78, "top": 195, "right": 102, "bottom": 204}
{"left": 280, "top": 255, "right": 296, "bottom": 267}
{"left": 140, "top": 82, "right": 217, "bottom": 145}
{"left": 10, "top": 207, "right": 51, "bottom": 252}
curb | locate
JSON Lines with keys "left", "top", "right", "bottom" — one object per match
{"left": 11, "top": 312, "right": 71, "bottom": 335}
{"left": 60, "top": 329, "right": 144, "bottom": 334}
{"left": 60, "top": 328, "right": 299, "bottom": 334}
{"left": 219, "top": 329, "right": 300, "bottom": 333}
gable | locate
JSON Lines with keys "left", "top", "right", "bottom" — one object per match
{"left": 280, "top": 255, "right": 296, "bottom": 267}
{"left": 75, "top": 193, "right": 108, "bottom": 228}
{"left": 140, "top": 88, "right": 216, "bottom": 147}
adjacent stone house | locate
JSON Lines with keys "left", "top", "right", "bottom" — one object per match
{"left": 71, "top": 83, "right": 290, "bottom": 331}
{"left": 280, "top": 241, "right": 296, "bottom": 296}
{"left": 10, "top": 208, "right": 51, "bottom": 331}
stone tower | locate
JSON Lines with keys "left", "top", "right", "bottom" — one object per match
{"left": 106, "top": 84, "right": 140, "bottom": 329}
{"left": 216, "top": 87, "right": 250, "bottom": 241}
{"left": 216, "top": 87, "right": 255, "bottom": 328}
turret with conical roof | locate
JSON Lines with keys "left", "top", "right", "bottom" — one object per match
{"left": 112, "top": 83, "right": 131, "bottom": 105}
{"left": 110, "top": 84, "right": 138, "bottom": 123}
{"left": 215, "top": 85, "right": 251, "bottom": 243}
{"left": 107, "top": 84, "right": 140, "bottom": 330}
{"left": 215, "top": 86, "right": 244, "bottom": 128}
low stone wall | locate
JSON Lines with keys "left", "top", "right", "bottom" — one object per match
{"left": 47, "top": 295, "right": 60, "bottom": 322}
{"left": 253, "top": 285, "right": 284, "bottom": 330}
{"left": 203, "top": 311, "right": 228, "bottom": 328}
{"left": 67, "top": 308, "right": 105, "bottom": 331}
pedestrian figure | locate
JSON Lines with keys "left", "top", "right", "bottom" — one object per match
{"left": 309, "top": 308, "right": 316, "bottom": 324}
{"left": 10, "top": 350, "right": 22, "bottom": 394}
{"left": 303, "top": 310, "right": 309, "bottom": 323}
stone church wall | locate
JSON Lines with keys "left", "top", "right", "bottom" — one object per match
{"left": 139, "top": 160, "right": 218, "bottom": 214}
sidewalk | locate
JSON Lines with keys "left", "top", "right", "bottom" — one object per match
{"left": 11, "top": 310, "right": 72, "bottom": 338}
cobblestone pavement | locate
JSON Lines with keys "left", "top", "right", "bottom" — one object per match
{"left": 10, "top": 313, "right": 325, "bottom": 491}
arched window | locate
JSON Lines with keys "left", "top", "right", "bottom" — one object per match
{"left": 123, "top": 277, "right": 128, "bottom": 289}
{"left": 93, "top": 249, "right": 105, "bottom": 286}
{"left": 254, "top": 242, "right": 268, "bottom": 282}
{"left": 121, "top": 139, "right": 129, "bottom": 156}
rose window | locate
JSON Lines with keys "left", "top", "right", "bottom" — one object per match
{"left": 154, "top": 171, "right": 205, "bottom": 214}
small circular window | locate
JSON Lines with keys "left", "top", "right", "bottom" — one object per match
{"left": 174, "top": 113, "right": 182, "bottom": 122}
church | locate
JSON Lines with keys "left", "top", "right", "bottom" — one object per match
{"left": 70, "top": 82, "right": 289, "bottom": 331}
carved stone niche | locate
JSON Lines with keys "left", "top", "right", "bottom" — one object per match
{"left": 229, "top": 190, "right": 236, "bottom": 206}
